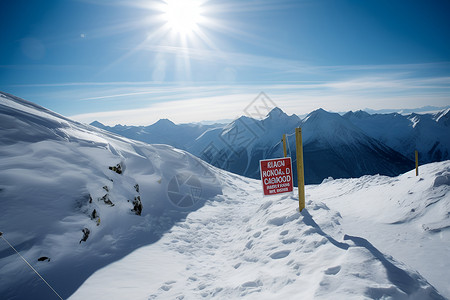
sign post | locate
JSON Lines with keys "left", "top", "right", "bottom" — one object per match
{"left": 260, "top": 157, "right": 293, "bottom": 196}
{"left": 415, "top": 150, "right": 419, "bottom": 176}
{"left": 295, "top": 128, "right": 305, "bottom": 212}
{"left": 282, "top": 134, "right": 287, "bottom": 157}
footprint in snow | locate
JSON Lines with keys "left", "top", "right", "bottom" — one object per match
{"left": 270, "top": 250, "right": 291, "bottom": 259}
{"left": 280, "top": 230, "right": 289, "bottom": 236}
{"left": 324, "top": 265, "right": 341, "bottom": 275}
{"left": 241, "top": 280, "right": 262, "bottom": 288}
{"left": 245, "top": 240, "right": 253, "bottom": 249}
{"left": 160, "top": 280, "right": 176, "bottom": 291}
{"left": 282, "top": 238, "right": 297, "bottom": 244}
{"left": 253, "top": 231, "right": 261, "bottom": 238}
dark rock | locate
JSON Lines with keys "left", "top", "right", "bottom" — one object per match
{"left": 79, "top": 228, "right": 90, "bottom": 243}
{"left": 37, "top": 256, "right": 50, "bottom": 262}
{"left": 100, "top": 194, "right": 114, "bottom": 206}
{"left": 109, "top": 163, "right": 122, "bottom": 174}
{"left": 132, "top": 196, "right": 143, "bottom": 216}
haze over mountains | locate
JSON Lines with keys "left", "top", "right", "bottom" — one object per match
{"left": 92, "top": 107, "right": 450, "bottom": 184}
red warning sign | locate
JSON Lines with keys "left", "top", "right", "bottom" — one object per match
{"left": 260, "top": 157, "right": 293, "bottom": 196}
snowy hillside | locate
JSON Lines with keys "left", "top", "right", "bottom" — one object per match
{"left": 0, "top": 92, "right": 221, "bottom": 299}
{"left": 70, "top": 162, "right": 450, "bottom": 300}
{"left": 313, "top": 161, "right": 450, "bottom": 298}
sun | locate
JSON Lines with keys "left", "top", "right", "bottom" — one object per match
{"left": 162, "top": 0, "right": 203, "bottom": 35}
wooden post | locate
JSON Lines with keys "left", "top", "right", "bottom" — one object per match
{"left": 295, "top": 128, "right": 305, "bottom": 212}
{"left": 415, "top": 150, "right": 419, "bottom": 176}
{"left": 282, "top": 134, "right": 287, "bottom": 157}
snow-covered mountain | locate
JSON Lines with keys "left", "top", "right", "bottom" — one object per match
{"left": 91, "top": 119, "right": 224, "bottom": 151}
{"left": 189, "top": 107, "right": 302, "bottom": 180}
{"left": 92, "top": 107, "right": 449, "bottom": 184}
{"left": 300, "top": 109, "right": 412, "bottom": 183}
{"left": 1, "top": 91, "right": 449, "bottom": 299}
{"left": 189, "top": 108, "right": 412, "bottom": 184}
{"left": 344, "top": 109, "right": 450, "bottom": 163}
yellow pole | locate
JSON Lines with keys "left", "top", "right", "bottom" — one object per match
{"left": 295, "top": 128, "right": 305, "bottom": 212}
{"left": 282, "top": 134, "right": 287, "bottom": 157}
{"left": 415, "top": 150, "right": 419, "bottom": 176}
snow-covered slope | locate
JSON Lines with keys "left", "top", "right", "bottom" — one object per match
{"left": 312, "top": 161, "right": 450, "bottom": 298}
{"left": 69, "top": 162, "right": 450, "bottom": 300}
{"left": 1, "top": 91, "right": 448, "bottom": 299}
{"left": 0, "top": 92, "right": 221, "bottom": 299}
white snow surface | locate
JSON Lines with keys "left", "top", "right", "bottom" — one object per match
{"left": 1, "top": 92, "right": 449, "bottom": 299}
{"left": 69, "top": 163, "right": 450, "bottom": 300}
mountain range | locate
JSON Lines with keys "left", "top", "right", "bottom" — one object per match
{"left": 92, "top": 107, "right": 450, "bottom": 184}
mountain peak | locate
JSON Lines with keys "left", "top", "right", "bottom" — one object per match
{"left": 152, "top": 118, "right": 176, "bottom": 127}
{"left": 90, "top": 120, "right": 105, "bottom": 127}
{"left": 354, "top": 110, "right": 371, "bottom": 118}
{"left": 266, "top": 107, "right": 287, "bottom": 119}
{"left": 304, "top": 108, "right": 339, "bottom": 122}
{"left": 313, "top": 108, "right": 327, "bottom": 113}
{"left": 343, "top": 110, "right": 371, "bottom": 119}
{"left": 302, "top": 108, "right": 368, "bottom": 145}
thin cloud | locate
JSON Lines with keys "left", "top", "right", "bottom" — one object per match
{"left": 66, "top": 73, "right": 450, "bottom": 126}
{"left": 144, "top": 45, "right": 312, "bottom": 72}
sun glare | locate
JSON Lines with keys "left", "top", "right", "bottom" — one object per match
{"left": 163, "top": 0, "right": 203, "bottom": 35}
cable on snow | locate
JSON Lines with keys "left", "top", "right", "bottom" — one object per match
{"left": 0, "top": 231, "right": 64, "bottom": 300}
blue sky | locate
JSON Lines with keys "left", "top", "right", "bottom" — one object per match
{"left": 1, "top": 0, "right": 449, "bottom": 125}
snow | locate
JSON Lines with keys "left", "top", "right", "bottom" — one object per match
{"left": 69, "top": 164, "right": 449, "bottom": 300}
{"left": 311, "top": 161, "right": 450, "bottom": 298}
{"left": 0, "top": 92, "right": 221, "bottom": 299}
{"left": 344, "top": 110, "right": 450, "bottom": 163}
{"left": 1, "top": 91, "right": 449, "bottom": 299}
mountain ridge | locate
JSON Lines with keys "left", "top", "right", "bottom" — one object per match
{"left": 91, "top": 106, "right": 449, "bottom": 184}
